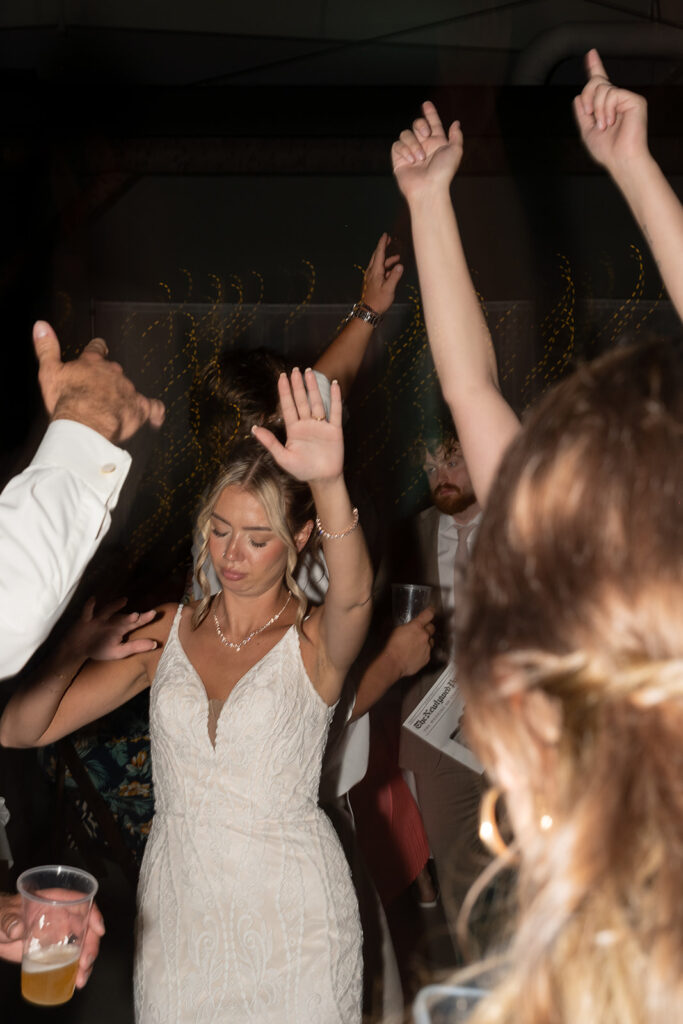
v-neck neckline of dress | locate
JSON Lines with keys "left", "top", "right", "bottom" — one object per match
{"left": 174, "top": 612, "right": 295, "bottom": 752}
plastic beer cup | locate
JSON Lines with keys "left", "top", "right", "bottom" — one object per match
{"left": 392, "top": 583, "right": 432, "bottom": 625}
{"left": 17, "top": 865, "right": 98, "bottom": 1006}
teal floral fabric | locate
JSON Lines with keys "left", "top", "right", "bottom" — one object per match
{"left": 39, "top": 693, "right": 154, "bottom": 863}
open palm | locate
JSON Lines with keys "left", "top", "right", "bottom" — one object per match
{"left": 253, "top": 368, "right": 344, "bottom": 483}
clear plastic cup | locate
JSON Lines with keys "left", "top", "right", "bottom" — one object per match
{"left": 17, "top": 864, "right": 98, "bottom": 1006}
{"left": 392, "top": 583, "right": 433, "bottom": 625}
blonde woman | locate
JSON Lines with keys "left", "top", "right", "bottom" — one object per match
{"left": 0, "top": 368, "right": 373, "bottom": 1024}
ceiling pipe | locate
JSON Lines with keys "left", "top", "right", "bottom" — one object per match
{"left": 511, "top": 21, "right": 683, "bottom": 85}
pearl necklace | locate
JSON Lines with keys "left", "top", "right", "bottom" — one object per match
{"left": 212, "top": 592, "right": 292, "bottom": 653}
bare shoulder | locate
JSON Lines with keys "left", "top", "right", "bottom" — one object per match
{"left": 147, "top": 601, "right": 181, "bottom": 638}
{"left": 130, "top": 601, "right": 180, "bottom": 673}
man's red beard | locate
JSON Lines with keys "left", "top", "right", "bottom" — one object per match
{"left": 432, "top": 486, "right": 477, "bottom": 516}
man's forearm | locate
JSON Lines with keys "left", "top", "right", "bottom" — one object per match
{"left": 0, "top": 422, "right": 130, "bottom": 679}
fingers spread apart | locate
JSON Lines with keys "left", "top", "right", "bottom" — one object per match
{"left": 303, "top": 368, "right": 327, "bottom": 422}
{"left": 287, "top": 367, "right": 314, "bottom": 420}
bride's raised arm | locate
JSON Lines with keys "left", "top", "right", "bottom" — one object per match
{"left": 252, "top": 368, "right": 373, "bottom": 704}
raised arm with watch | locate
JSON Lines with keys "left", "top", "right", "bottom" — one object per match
{"left": 312, "top": 232, "right": 403, "bottom": 396}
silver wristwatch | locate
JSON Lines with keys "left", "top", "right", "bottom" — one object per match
{"left": 346, "top": 302, "right": 382, "bottom": 328}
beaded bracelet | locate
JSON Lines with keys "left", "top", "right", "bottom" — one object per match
{"left": 315, "top": 506, "right": 360, "bottom": 540}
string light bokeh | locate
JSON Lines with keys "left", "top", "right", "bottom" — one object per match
{"left": 55, "top": 243, "right": 674, "bottom": 598}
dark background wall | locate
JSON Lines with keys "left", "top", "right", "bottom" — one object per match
{"left": 1, "top": 10, "right": 682, "bottom": 1013}
{"left": 1, "top": 2, "right": 683, "bottom": 588}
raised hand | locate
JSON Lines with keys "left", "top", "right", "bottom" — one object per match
{"left": 252, "top": 368, "right": 344, "bottom": 483}
{"left": 64, "top": 597, "right": 158, "bottom": 663}
{"left": 362, "top": 232, "right": 403, "bottom": 315}
{"left": 33, "top": 321, "right": 166, "bottom": 444}
{"left": 573, "top": 49, "right": 648, "bottom": 173}
{"left": 392, "top": 101, "right": 464, "bottom": 202}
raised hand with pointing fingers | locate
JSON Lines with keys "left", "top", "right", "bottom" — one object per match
{"left": 573, "top": 48, "right": 683, "bottom": 321}
{"left": 33, "top": 320, "right": 165, "bottom": 444}
{"left": 362, "top": 232, "right": 404, "bottom": 316}
{"left": 0, "top": 323, "right": 165, "bottom": 679}
{"left": 392, "top": 100, "right": 464, "bottom": 201}
{"left": 573, "top": 48, "right": 648, "bottom": 173}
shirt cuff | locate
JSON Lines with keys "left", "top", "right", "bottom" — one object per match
{"left": 31, "top": 420, "right": 132, "bottom": 508}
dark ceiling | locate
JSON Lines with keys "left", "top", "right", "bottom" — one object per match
{"left": 2, "top": 1, "right": 683, "bottom": 89}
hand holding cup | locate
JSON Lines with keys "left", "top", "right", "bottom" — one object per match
{"left": 17, "top": 865, "right": 100, "bottom": 1006}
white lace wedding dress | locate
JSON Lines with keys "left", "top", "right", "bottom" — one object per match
{"left": 134, "top": 606, "right": 362, "bottom": 1023}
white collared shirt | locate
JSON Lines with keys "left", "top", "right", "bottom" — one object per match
{"left": 0, "top": 420, "right": 131, "bottom": 678}
{"left": 437, "top": 510, "right": 482, "bottom": 624}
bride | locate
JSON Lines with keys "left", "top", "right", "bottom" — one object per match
{"left": 1, "top": 368, "right": 373, "bottom": 1023}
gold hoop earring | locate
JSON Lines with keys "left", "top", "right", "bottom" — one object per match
{"left": 479, "top": 786, "right": 514, "bottom": 860}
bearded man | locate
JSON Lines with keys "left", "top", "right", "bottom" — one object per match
{"left": 393, "top": 430, "right": 488, "bottom": 955}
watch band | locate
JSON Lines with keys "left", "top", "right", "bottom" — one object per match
{"left": 345, "top": 301, "right": 382, "bottom": 328}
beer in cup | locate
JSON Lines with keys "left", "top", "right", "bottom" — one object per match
{"left": 17, "top": 864, "right": 98, "bottom": 1006}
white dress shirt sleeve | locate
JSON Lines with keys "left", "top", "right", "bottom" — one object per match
{"left": 0, "top": 420, "right": 131, "bottom": 679}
